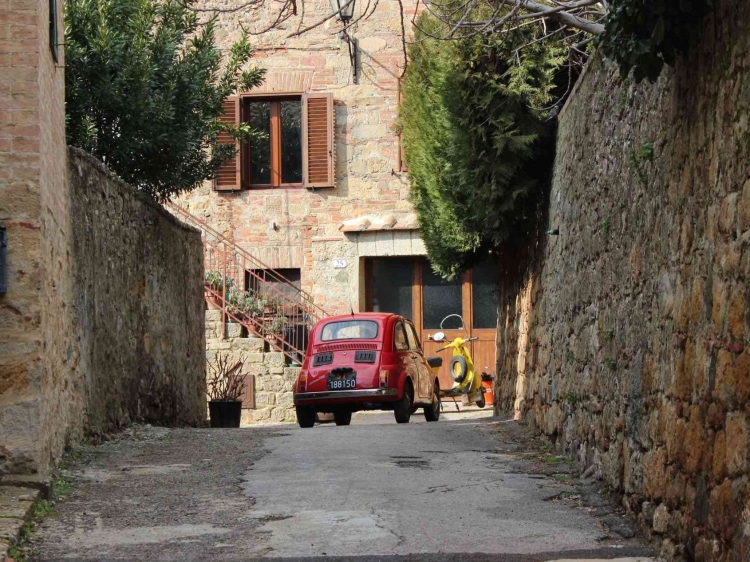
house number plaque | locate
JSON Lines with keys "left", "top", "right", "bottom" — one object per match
{"left": 333, "top": 259, "right": 347, "bottom": 269}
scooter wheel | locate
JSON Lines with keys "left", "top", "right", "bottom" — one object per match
{"left": 476, "top": 395, "right": 486, "bottom": 409}
{"left": 449, "top": 356, "right": 468, "bottom": 383}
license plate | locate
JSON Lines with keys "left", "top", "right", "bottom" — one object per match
{"left": 327, "top": 369, "right": 356, "bottom": 390}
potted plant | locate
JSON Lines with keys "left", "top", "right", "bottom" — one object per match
{"left": 265, "top": 314, "right": 287, "bottom": 344}
{"left": 262, "top": 295, "right": 280, "bottom": 316}
{"left": 205, "top": 352, "right": 247, "bottom": 428}
{"left": 242, "top": 292, "right": 265, "bottom": 319}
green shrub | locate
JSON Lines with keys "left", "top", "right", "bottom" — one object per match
{"left": 399, "top": 9, "right": 565, "bottom": 278}
{"left": 65, "top": 0, "right": 265, "bottom": 200}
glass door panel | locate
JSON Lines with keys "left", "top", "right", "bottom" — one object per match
{"left": 421, "top": 261, "right": 463, "bottom": 330}
{"left": 370, "top": 257, "right": 414, "bottom": 319}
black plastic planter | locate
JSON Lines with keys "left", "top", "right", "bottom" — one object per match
{"left": 209, "top": 401, "right": 242, "bottom": 428}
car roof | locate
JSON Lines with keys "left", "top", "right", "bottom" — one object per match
{"left": 317, "top": 312, "right": 400, "bottom": 323}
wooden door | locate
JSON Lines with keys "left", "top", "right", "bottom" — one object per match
{"left": 364, "top": 256, "right": 498, "bottom": 391}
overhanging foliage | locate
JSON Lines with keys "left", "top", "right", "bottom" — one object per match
{"left": 399, "top": 11, "right": 564, "bottom": 278}
{"left": 64, "top": 0, "right": 265, "bottom": 201}
{"left": 600, "top": 0, "right": 710, "bottom": 83}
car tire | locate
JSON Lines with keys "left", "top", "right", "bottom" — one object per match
{"left": 449, "top": 356, "right": 468, "bottom": 383}
{"left": 394, "top": 382, "right": 413, "bottom": 424}
{"left": 334, "top": 411, "right": 352, "bottom": 426}
{"left": 424, "top": 383, "right": 440, "bottom": 422}
{"left": 296, "top": 406, "right": 316, "bottom": 428}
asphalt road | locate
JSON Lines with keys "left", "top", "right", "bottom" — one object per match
{"left": 29, "top": 410, "right": 655, "bottom": 562}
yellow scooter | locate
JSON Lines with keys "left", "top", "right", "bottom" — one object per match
{"left": 432, "top": 314, "right": 486, "bottom": 409}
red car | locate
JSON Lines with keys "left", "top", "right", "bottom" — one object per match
{"left": 293, "top": 313, "right": 442, "bottom": 427}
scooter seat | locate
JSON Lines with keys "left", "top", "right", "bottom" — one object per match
{"left": 427, "top": 357, "right": 443, "bottom": 369}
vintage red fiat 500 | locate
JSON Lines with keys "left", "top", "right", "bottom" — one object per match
{"left": 293, "top": 313, "right": 442, "bottom": 427}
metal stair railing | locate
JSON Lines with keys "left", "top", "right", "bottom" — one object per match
{"left": 167, "top": 201, "right": 329, "bottom": 364}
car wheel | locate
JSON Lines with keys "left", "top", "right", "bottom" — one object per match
{"left": 449, "top": 356, "right": 468, "bottom": 383}
{"left": 334, "top": 411, "right": 352, "bottom": 426}
{"left": 424, "top": 383, "right": 440, "bottom": 422}
{"left": 296, "top": 406, "right": 316, "bottom": 428}
{"left": 394, "top": 382, "right": 413, "bottom": 424}
{"left": 476, "top": 395, "right": 486, "bottom": 409}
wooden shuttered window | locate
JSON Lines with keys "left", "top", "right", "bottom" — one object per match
{"left": 214, "top": 93, "right": 335, "bottom": 190}
{"left": 214, "top": 96, "right": 241, "bottom": 191}
{"left": 302, "top": 93, "right": 335, "bottom": 189}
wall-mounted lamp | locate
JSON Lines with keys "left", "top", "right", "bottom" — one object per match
{"left": 330, "top": 0, "right": 358, "bottom": 84}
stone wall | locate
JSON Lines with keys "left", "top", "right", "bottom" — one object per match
{"left": 0, "top": 145, "right": 207, "bottom": 477}
{"left": 68, "top": 149, "right": 207, "bottom": 433}
{"left": 205, "top": 310, "right": 300, "bottom": 424}
{"left": 176, "top": 0, "right": 426, "bottom": 315}
{"left": 1, "top": 0, "right": 68, "bottom": 475}
{"left": 495, "top": 2, "right": 750, "bottom": 560}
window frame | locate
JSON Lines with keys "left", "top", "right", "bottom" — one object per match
{"left": 241, "top": 94, "right": 304, "bottom": 189}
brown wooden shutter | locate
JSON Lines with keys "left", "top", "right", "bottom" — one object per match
{"left": 302, "top": 93, "right": 334, "bottom": 188}
{"left": 238, "top": 374, "right": 255, "bottom": 409}
{"left": 214, "top": 96, "right": 241, "bottom": 191}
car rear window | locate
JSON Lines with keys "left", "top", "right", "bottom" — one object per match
{"left": 321, "top": 320, "right": 379, "bottom": 341}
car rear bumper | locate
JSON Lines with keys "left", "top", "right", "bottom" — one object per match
{"left": 294, "top": 388, "right": 397, "bottom": 403}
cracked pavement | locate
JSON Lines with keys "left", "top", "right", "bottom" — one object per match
{"left": 28, "top": 410, "right": 655, "bottom": 561}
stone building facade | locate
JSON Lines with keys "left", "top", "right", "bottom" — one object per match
{"left": 495, "top": 1, "right": 750, "bottom": 559}
{"left": 177, "top": 0, "right": 501, "bottom": 411}
{"left": 177, "top": 0, "right": 421, "bottom": 312}
{"left": 1, "top": 0, "right": 68, "bottom": 476}
{"left": 1, "top": 0, "right": 207, "bottom": 476}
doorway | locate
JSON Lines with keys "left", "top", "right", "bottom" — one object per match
{"left": 364, "top": 257, "right": 498, "bottom": 390}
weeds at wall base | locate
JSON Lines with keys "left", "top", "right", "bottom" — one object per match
{"left": 7, "top": 455, "right": 80, "bottom": 561}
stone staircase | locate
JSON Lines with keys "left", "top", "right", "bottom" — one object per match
{"left": 168, "top": 202, "right": 327, "bottom": 424}
{"left": 205, "top": 309, "right": 301, "bottom": 424}
{"left": 167, "top": 201, "right": 329, "bottom": 365}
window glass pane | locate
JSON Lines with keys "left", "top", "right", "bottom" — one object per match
{"left": 321, "top": 320, "right": 379, "bottom": 341}
{"left": 248, "top": 101, "right": 271, "bottom": 184}
{"left": 280, "top": 100, "right": 302, "bottom": 184}
{"left": 422, "top": 260, "right": 463, "bottom": 329}
{"left": 371, "top": 258, "right": 413, "bottom": 319}
{"left": 405, "top": 323, "right": 420, "bottom": 351}
{"left": 394, "top": 323, "right": 409, "bottom": 350}
{"left": 472, "top": 259, "right": 498, "bottom": 329}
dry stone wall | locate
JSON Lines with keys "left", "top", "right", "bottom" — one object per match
{"left": 495, "top": 2, "right": 750, "bottom": 560}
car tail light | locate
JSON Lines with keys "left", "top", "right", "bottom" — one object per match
{"left": 298, "top": 373, "right": 307, "bottom": 392}
{"left": 379, "top": 369, "right": 389, "bottom": 388}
